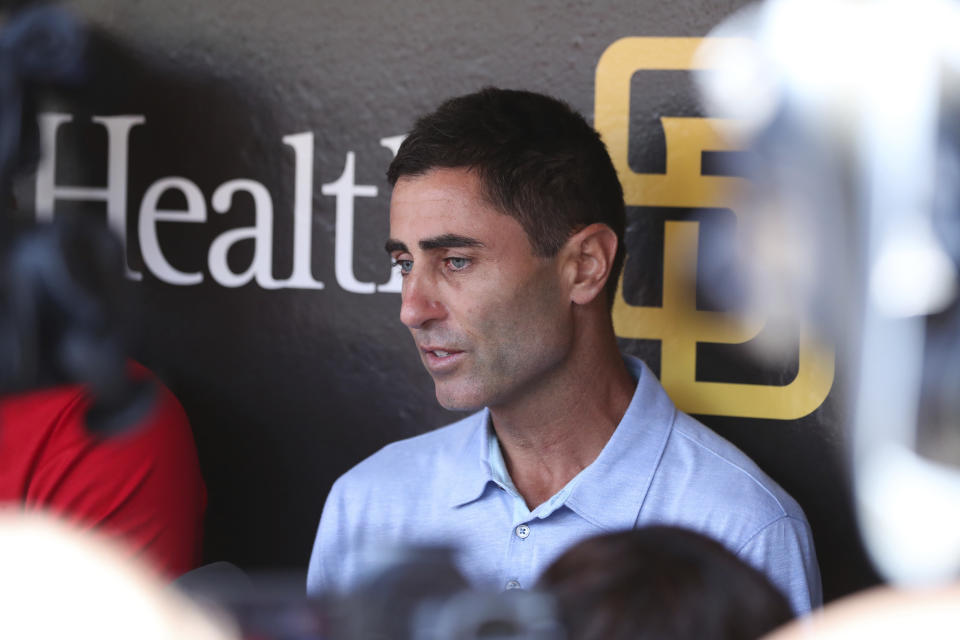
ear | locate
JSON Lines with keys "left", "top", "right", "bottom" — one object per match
{"left": 562, "top": 223, "right": 619, "bottom": 306}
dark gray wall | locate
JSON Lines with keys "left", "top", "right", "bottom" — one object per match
{"left": 20, "top": 0, "right": 879, "bottom": 601}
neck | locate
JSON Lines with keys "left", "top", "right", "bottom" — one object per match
{"left": 489, "top": 316, "right": 636, "bottom": 509}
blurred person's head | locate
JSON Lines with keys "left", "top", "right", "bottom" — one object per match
{"left": 765, "top": 583, "right": 960, "bottom": 640}
{"left": 0, "top": 510, "right": 237, "bottom": 640}
{"left": 538, "top": 525, "right": 794, "bottom": 640}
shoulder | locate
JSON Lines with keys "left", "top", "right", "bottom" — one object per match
{"left": 648, "top": 410, "right": 808, "bottom": 533}
{"left": 0, "top": 362, "right": 193, "bottom": 454}
{"left": 0, "top": 363, "right": 205, "bottom": 576}
{"left": 330, "top": 410, "right": 483, "bottom": 501}
{"left": 620, "top": 354, "right": 806, "bottom": 528}
{"left": 0, "top": 383, "right": 87, "bottom": 440}
{"left": 308, "top": 410, "right": 485, "bottom": 595}
{"left": 647, "top": 412, "right": 821, "bottom": 612}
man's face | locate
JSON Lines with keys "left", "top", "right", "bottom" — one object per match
{"left": 387, "top": 167, "right": 574, "bottom": 411}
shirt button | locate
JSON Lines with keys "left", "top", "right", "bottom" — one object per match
{"left": 505, "top": 579, "right": 522, "bottom": 590}
{"left": 515, "top": 524, "right": 530, "bottom": 539}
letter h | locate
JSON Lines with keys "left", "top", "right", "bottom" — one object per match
{"left": 35, "top": 114, "right": 145, "bottom": 279}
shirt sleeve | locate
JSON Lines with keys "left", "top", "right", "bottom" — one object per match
{"left": 307, "top": 475, "right": 349, "bottom": 596}
{"left": 737, "top": 515, "right": 823, "bottom": 615}
{"left": 21, "top": 372, "right": 207, "bottom": 579}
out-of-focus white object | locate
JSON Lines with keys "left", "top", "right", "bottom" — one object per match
{"left": 697, "top": 0, "right": 960, "bottom": 586}
{"left": 0, "top": 510, "right": 238, "bottom": 640}
{"left": 763, "top": 583, "right": 960, "bottom": 639}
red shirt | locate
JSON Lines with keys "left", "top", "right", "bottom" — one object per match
{"left": 0, "top": 362, "right": 206, "bottom": 578}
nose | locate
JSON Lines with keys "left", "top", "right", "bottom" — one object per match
{"left": 399, "top": 269, "right": 446, "bottom": 329}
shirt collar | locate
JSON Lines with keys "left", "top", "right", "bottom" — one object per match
{"left": 487, "top": 421, "right": 590, "bottom": 522}
{"left": 445, "top": 356, "right": 677, "bottom": 524}
{"left": 564, "top": 356, "right": 676, "bottom": 530}
{"left": 486, "top": 424, "right": 520, "bottom": 496}
{"left": 446, "top": 407, "right": 498, "bottom": 508}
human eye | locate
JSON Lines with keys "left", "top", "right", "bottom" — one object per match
{"left": 391, "top": 256, "right": 413, "bottom": 276}
{"left": 444, "top": 257, "right": 471, "bottom": 272}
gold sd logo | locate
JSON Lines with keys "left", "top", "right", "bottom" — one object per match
{"left": 595, "top": 37, "right": 834, "bottom": 420}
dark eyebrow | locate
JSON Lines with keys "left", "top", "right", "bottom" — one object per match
{"left": 384, "top": 239, "right": 408, "bottom": 254}
{"left": 385, "top": 234, "right": 485, "bottom": 254}
{"left": 418, "top": 234, "right": 485, "bottom": 251}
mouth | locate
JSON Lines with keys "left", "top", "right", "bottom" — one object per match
{"left": 420, "top": 346, "right": 465, "bottom": 372}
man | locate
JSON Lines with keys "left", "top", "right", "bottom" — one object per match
{"left": 307, "top": 87, "right": 821, "bottom": 613}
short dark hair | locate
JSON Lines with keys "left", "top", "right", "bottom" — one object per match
{"left": 387, "top": 87, "right": 626, "bottom": 307}
{"left": 538, "top": 526, "right": 794, "bottom": 640}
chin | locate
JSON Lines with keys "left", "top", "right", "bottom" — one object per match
{"left": 434, "top": 384, "right": 487, "bottom": 412}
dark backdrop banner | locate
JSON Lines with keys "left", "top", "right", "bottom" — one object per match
{"left": 16, "top": 0, "right": 879, "bottom": 601}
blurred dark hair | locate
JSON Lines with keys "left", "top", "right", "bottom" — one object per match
{"left": 537, "top": 526, "right": 794, "bottom": 640}
{"left": 387, "top": 87, "right": 626, "bottom": 307}
{"left": 0, "top": 5, "right": 153, "bottom": 436}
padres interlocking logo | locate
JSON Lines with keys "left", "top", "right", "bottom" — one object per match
{"left": 595, "top": 37, "right": 834, "bottom": 420}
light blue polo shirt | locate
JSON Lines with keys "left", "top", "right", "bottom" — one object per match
{"left": 307, "top": 356, "right": 822, "bottom": 614}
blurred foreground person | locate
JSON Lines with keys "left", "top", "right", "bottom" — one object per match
{"left": 0, "top": 511, "right": 236, "bottom": 640}
{"left": 696, "top": 0, "right": 960, "bottom": 589}
{"left": 0, "top": 361, "right": 207, "bottom": 578}
{"left": 689, "top": 0, "right": 960, "bottom": 632}
{"left": 539, "top": 526, "right": 794, "bottom": 640}
{"left": 0, "top": 2, "right": 206, "bottom": 581}
{"left": 310, "top": 87, "right": 820, "bottom": 614}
